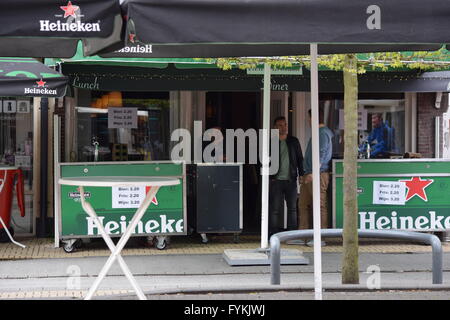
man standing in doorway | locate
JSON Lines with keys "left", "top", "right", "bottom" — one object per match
{"left": 269, "top": 116, "right": 304, "bottom": 237}
{"left": 299, "top": 108, "right": 333, "bottom": 246}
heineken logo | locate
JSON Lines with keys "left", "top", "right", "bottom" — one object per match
{"left": 359, "top": 211, "right": 450, "bottom": 231}
{"left": 24, "top": 78, "right": 57, "bottom": 95}
{"left": 36, "top": 79, "right": 46, "bottom": 87}
{"left": 399, "top": 177, "right": 434, "bottom": 202}
{"left": 39, "top": 1, "right": 101, "bottom": 33}
{"left": 114, "top": 33, "right": 155, "bottom": 54}
{"left": 86, "top": 215, "right": 184, "bottom": 236}
{"left": 68, "top": 191, "right": 91, "bottom": 200}
{"left": 115, "top": 44, "right": 153, "bottom": 54}
{"left": 60, "top": 1, "right": 79, "bottom": 18}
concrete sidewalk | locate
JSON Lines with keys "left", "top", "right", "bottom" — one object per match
{"left": 1, "top": 235, "right": 449, "bottom": 260}
{"left": 0, "top": 234, "right": 449, "bottom": 299}
{"left": 0, "top": 251, "right": 449, "bottom": 299}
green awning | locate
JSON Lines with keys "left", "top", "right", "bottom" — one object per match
{"left": 48, "top": 42, "right": 218, "bottom": 69}
{"left": 48, "top": 42, "right": 306, "bottom": 71}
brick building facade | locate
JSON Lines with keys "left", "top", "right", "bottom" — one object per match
{"left": 417, "top": 93, "right": 449, "bottom": 158}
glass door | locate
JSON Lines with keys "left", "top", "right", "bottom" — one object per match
{"left": 0, "top": 97, "right": 34, "bottom": 235}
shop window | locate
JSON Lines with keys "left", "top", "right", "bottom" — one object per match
{"left": 0, "top": 97, "right": 34, "bottom": 235}
{"left": 322, "top": 94, "right": 405, "bottom": 159}
{"left": 75, "top": 91, "right": 171, "bottom": 162}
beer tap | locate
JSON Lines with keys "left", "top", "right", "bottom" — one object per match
{"left": 92, "top": 136, "right": 99, "bottom": 162}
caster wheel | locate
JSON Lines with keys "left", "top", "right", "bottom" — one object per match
{"left": 200, "top": 233, "right": 208, "bottom": 244}
{"left": 62, "top": 239, "right": 79, "bottom": 253}
{"left": 155, "top": 238, "right": 167, "bottom": 250}
{"left": 63, "top": 243, "right": 75, "bottom": 253}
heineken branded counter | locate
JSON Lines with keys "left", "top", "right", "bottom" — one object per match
{"left": 55, "top": 161, "right": 186, "bottom": 250}
{"left": 333, "top": 159, "right": 450, "bottom": 231}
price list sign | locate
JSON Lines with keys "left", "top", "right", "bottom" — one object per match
{"left": 112, "top": 186, "right": 145, "bottom": 208}
{"left": 372, "top": 181, "right": 406, "bottom": 205}
{"left": 108, "top": 108, "right": 138, "bottom": 129}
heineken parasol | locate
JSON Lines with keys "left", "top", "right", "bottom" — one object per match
{"left": 0, "top": 58, "right": 68, "bottom": 97}
{"left": 0, "top": 0, "right": 123, "bottom": 58}
{"left": 118, "top": 0, "right": 448, "bottom": 56}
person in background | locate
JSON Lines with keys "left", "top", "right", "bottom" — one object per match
{"left": 269, "top": 116, "right": 304, "bottom": 237}
{"left": 203, "top": 125, "right": 226, "bottom": 162}
{"left": 299, "top": 108, "right": 333, "bottom": 247}
{"left": 359, "top": 113, "right": 394, "bottom": 158}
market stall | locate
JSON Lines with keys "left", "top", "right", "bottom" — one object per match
{"left": 333, "top": 159, "right": 450, "bottom": 231}
{"left": 55, "top": 161, "right": 186, "bottom": 252}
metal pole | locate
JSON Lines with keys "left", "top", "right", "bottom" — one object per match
{"left": 38, "top": 98, "right": 48, "bottom": 237}
{"left": 54, "top": 115, "right": 60, "bottom": 247}
{"left": 310, "top": 43, "right": 323, "bottom": 300}
{"left": 261, "top": 63, "right": 271, "bottom": 249}
{"left": 270, "top": 229, "right": 443, "bottom": 285}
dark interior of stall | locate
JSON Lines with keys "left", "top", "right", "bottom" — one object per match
{"left": 205, "top": 92, "right": 262, "bottom": 234}
{"left": 76, "top": 91, "right": 171, "bottom": 162}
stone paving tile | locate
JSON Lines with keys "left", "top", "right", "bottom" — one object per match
{"left": 0, "top": 290, "right": 133, "bottom": 300}
{"left": 0, "top": 236, "right": 448, "bottom": 260}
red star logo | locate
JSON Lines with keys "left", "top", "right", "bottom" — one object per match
{"left": 129, "top": 33, "right": 136, "bottom": 43}
{"left": 36, "top": 79, "right": 46, "bottom": 87}
{"left": 399, "top": 177, "right": 434, "bottom": 202}
{"left": 60, "top": 1, "right": 79, "bottom": 18}
{"left": 145, "top": 186, "right": 159, "bottom": 206}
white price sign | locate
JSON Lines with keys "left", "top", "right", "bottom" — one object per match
{"left": 108, "top": 108, "right": 138, "bottom": 129}
{"left": 112, "top": 186, "right": 145, "bottom": 208}
{"left": 372, "top": 181, "right": 406, "bottom": 205}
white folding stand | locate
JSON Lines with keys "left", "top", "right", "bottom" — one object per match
{"left": 0, "top": 216, "right": 26, "bottom": 248}
{"left": 58, "top": 176, "right": 180, "bottom": 300}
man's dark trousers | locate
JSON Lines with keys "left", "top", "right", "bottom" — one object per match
{"left": 269, "top": 179, "right": 298, "bottom": 235}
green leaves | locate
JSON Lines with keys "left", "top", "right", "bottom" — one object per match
{"left": 201, "top": 46, "right": 450, "bottom": 73}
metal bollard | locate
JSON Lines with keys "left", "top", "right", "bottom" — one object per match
{"left": 270, "top": 229, "right": 443, "bottom": 285}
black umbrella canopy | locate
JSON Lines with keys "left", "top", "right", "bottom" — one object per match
{"left": 0, "top": 0, "right": 123, "bottom": 58}
{"left": 118, "top": 0, "right": 449, "bottom": 57}
{"left": 0, "top": 58, "right": 68, "bottom": 97}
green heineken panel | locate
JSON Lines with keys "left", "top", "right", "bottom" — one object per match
{"left": 57, "top": 162, "right": 186, "bottom": 239}
{"left": 333, "top": 159, "right": 450, "bottom": 231}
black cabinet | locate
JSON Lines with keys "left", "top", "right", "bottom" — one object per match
{"left": 187, "top": 164, "right": 243, "bottom": 239}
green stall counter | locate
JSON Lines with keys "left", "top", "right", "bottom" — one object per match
{"left": 55, "top": 161, "right": 186, "bottom": 245}
{"left": 333, "top": 159, "right": 450, "bottom": 231}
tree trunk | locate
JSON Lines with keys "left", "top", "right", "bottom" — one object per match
{"left": 341, "top": 54, "right": 359, "bottom": 284}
